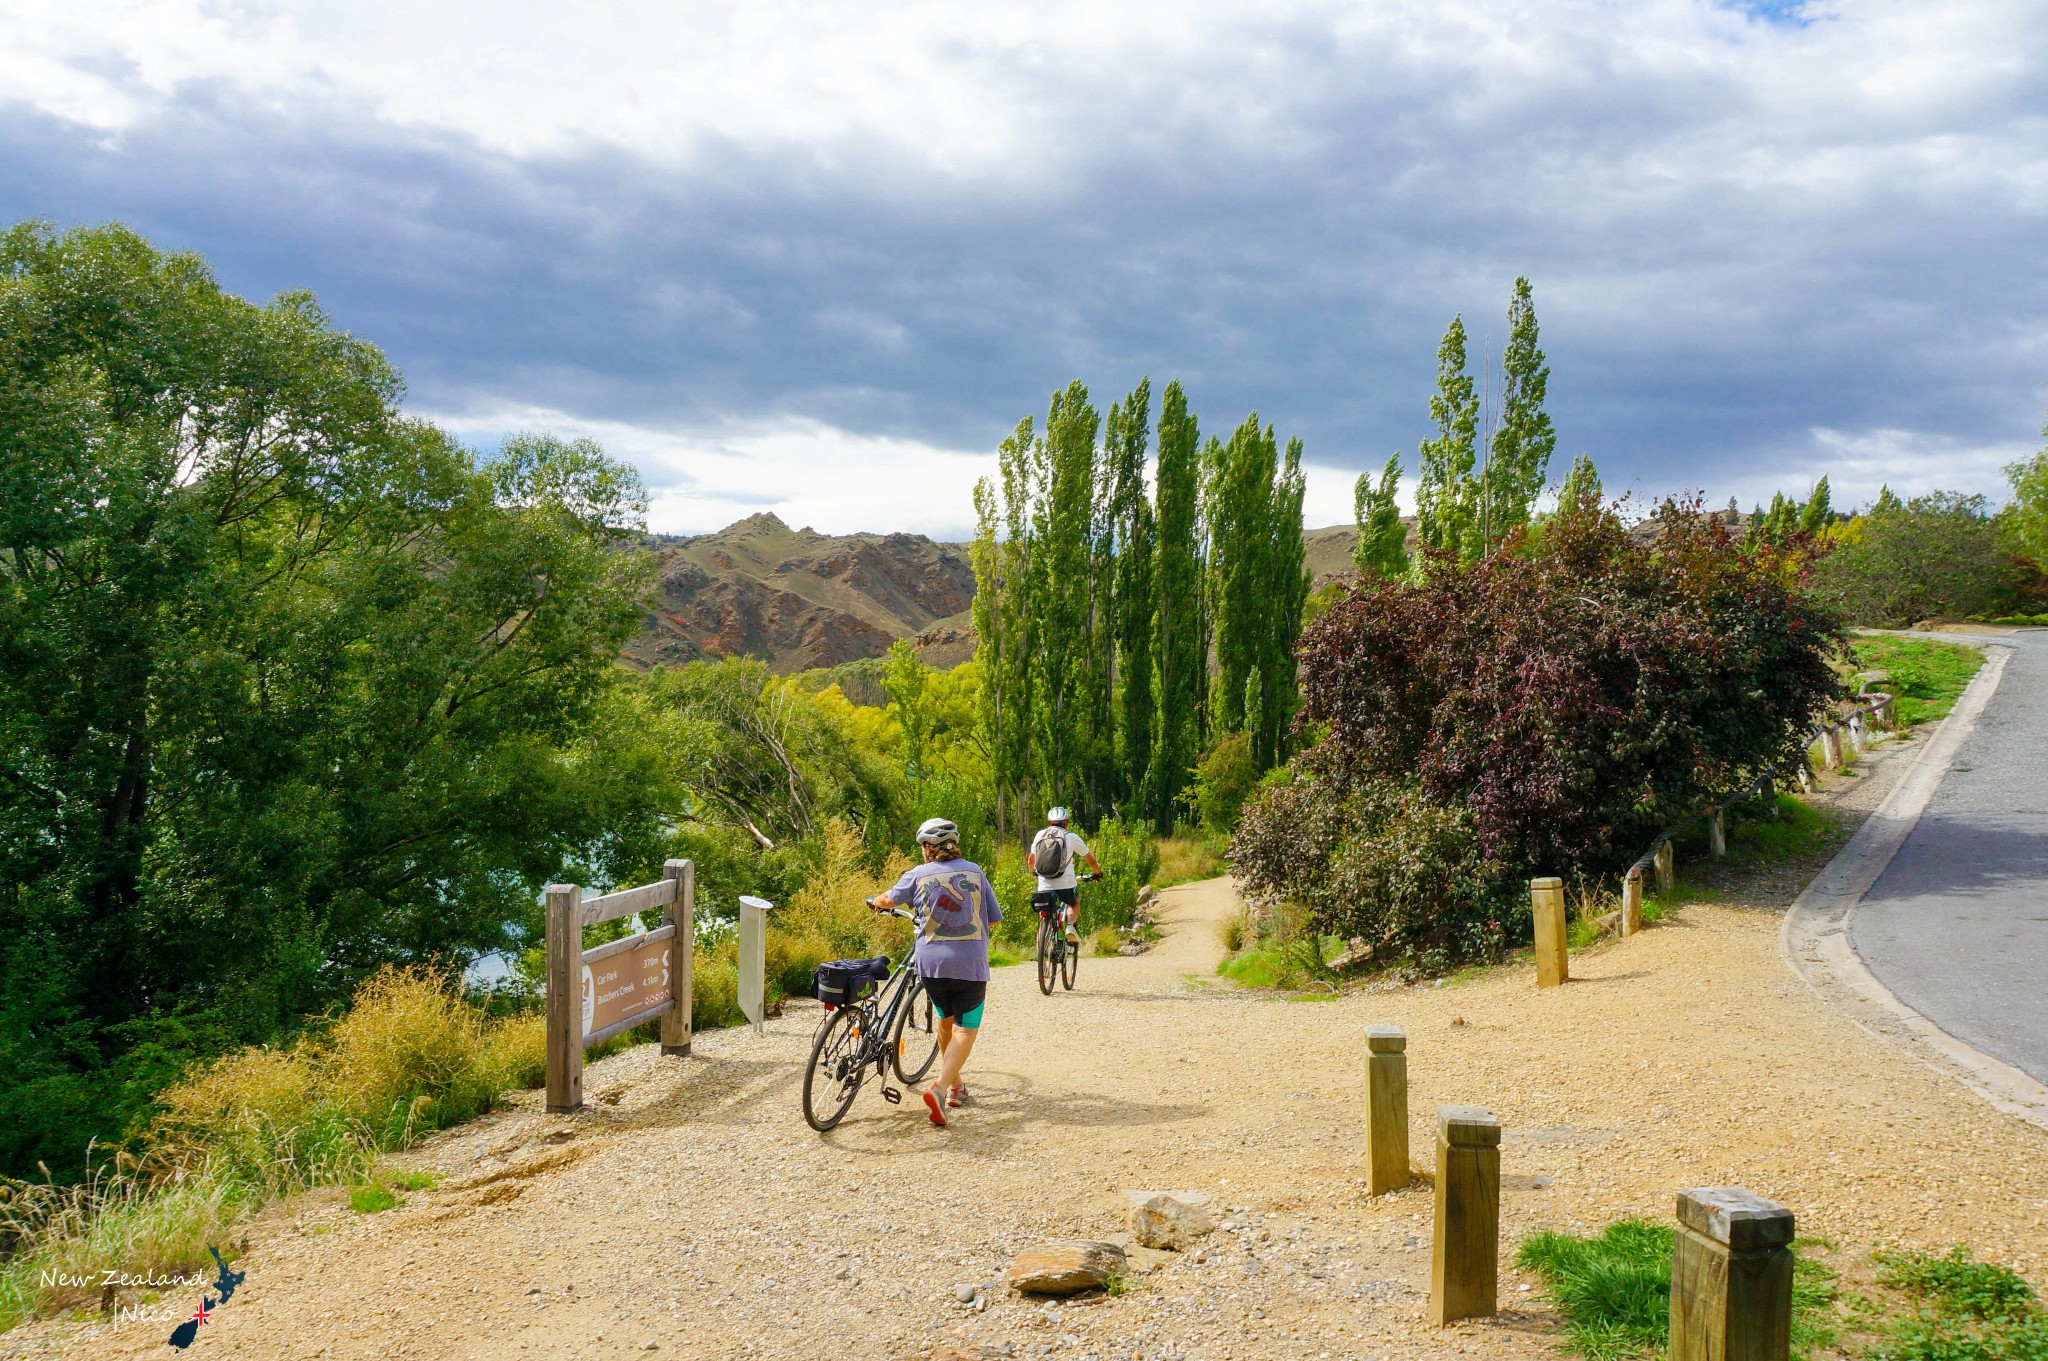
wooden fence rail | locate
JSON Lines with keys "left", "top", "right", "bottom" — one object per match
{"left": 1610, "top": 690, "right": 1894, "bottom": 937}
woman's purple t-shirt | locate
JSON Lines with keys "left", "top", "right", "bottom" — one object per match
{"left": 881, "top": 858, "right": 1003, "bottom": 982}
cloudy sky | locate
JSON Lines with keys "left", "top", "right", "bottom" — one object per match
{"left": 4, "top": 0, "right": 2045, "bottom": 538}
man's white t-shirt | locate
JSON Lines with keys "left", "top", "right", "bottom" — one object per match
{"left": 1032, "top": 827, "right": 1091, "bottom": 891}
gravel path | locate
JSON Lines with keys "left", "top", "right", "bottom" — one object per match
{"left": 1852, "top": 628, "right": 2048, "bottom": 1086}
{"left": 18, "top": 738, "right": 2048, "bottom": 1361}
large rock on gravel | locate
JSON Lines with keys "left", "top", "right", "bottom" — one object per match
{"left": 1122, "top": 1190, "right": 1216, "bottom": 1250}
{"left": 1005, "top": 1240, "right": 1127, "bottom": 1294}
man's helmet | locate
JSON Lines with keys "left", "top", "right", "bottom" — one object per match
{"left": 1046, "top": 806, "right": 1070, "bottom": 825}
{"left": 916, "top": 817, "right": 959, "bottom": 845}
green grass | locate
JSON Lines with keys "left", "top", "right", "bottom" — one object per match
{"left": 384, "top": 1169, "right": 439, "bottom": 1192}
{"left": 1850, "top": 636, "right": 1987, "bottom": 727}
{"left": 1866, "top": 1247, "right": 2048, "bottom": 1361}
{"left": 1517, "top": 1221, "right": 1842, "bottom": 1361}
{"left": 1972, "top": 612, "right": 2048, "bottom": 627}
{"left": 989, "top": 946, "right": 1027, "bottom": 969}
{"left": 1731, "top": 794, "right": 1837, "bottom": 861}
{"left": 348, "top": 1184, "right": 400, "bottom": 1214}
{"left": 1218, "top": 945, "right": 1289, "bottom": 989}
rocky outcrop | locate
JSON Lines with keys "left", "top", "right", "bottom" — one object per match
{"left": 622, "top": 513, "right": 975, "bottom": 674}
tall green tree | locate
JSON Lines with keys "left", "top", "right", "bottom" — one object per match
{"left": 969, "top": 418, "right": 1038, "bottom": 842}
{"left": 1106, "top": 380, "right": 1156, "bottom": 815}
{"left": 882, "top": 638, "right": 932, "bottom": 783}
{"left": 1481, "top": 277, "right": 1556, "bottom": 549}
{"left": 1204, "top": 415, "right": 1278, "bottom": 738}
{"left": 1352, "top": 454, "right": 1409, "bottom": 579}
{"left": 1150, "top": 381, "right": 1206, "bottom": 831}
{"left": 2009, "top": 450, "right": 2048, "bottom": 569}
{"left": 1261, "top": 436, "right": 1310, "bottom": 768}
{"left": 1415, "top": 316, "right": 1479, "bottom": 565}
{"left": 1798, "top": 476, "right": 1834, "bottom": 535}
{"left": 1030, "top": 382, "right": 1100, "bottom": 818}
{"left": 0, "top": 223, "right": 655, "bottom": 1173}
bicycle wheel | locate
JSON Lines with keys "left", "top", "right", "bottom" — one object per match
{"left": 891, "top": 979, "right": 939, "bottom": 1085}
{"left": 1036, "top": 916, "right": 1057, "bottom": 995}
{"left": 1061, "top": 924, "right": 1079, "bottom": 990}
{"left": 802, "top": 1006, "right": 866, "bottom": 1132}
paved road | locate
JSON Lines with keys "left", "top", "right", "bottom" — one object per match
{"left": 1853, "top": 630, "right": 2048, "bottom": 1088}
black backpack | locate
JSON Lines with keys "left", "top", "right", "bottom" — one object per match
{"left": 1032, "top": 829, "right": 1070, "bottom": 879}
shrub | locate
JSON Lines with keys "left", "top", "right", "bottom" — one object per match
{"left": 1235, "top": 497, "right": 1842, "bottom": 966}
{"left": 1081, "top": 816, "right": 1160, "bottom": 934}
{"left": 1192, "top": 731, "right": 1260, "bottom": 832}
{"left": 325, "top": 968, "right": 499, "bottom": 1146}
{"left": 1811, "top": 492, "right": 2017, "bottom": 626}
{"left": 1088, "top": 925, "right": 1123, "bottom": 957}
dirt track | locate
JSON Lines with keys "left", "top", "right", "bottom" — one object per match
{"left": 16, "top": 739, "right": 2048, "bottom": 1361}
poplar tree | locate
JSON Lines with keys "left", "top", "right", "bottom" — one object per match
{"left": 1352, "top": 454, "right": 1409, "bottom": 578}
{"left": 968, "top": 476, "right": 1007, "bottom": 830}
{"left": 1798, "top": 476, "right": 1833, "bottom": 535}
{"left": 1150, "top": 381, "right": 1205, "bottom": 831}
{"left": 1262, "top": 436, "right": 1310, "bottom": 768}
{"left": 971, "top": 417, "right": 1038, "bottom": 841}
{"left": 1556, "top": 453, "right": 1602, "bottom": 510}
{"left": 1482, "top": 277, "right": 1555, "bottom": 547}
{"left": 1031, "top": 382, "right": 1099, "bottom": 817}
{"left": 1107, "top": 380, "right": 1156, "bottom": 815}
{"left": 1415, "top": 316, "right": 1479, "bottom": 565}
{"left": 1205, "top": 415, "right": 1278, "bottom": 737}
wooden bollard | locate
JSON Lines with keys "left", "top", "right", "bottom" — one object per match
{"left": 661, "top": 858, "right": 694, "bottom": 1058}
{"left": 1529, "top": 878, "right": 1568, "bottom": 988}
{"left": 1671, "top": 1187, "right": 1795, "bottom": 1361}
{"left": 1620, "top": 868, "right": 1644, "bottom": 936}
{"left": 1365, "top": 1026, "right": 1409, "bottom": 1195}
{"left": 1708, "top": 810, "right": 1727, "bottom": 858}
{"left": 1653, "top": 841, "right": 1675, "bottom": 896}
{"left": 1819, "top": 727, "right": 1842, "bottom": 770}
{"left": 1430, "top": 1105, "right": 1501, "bottom": 1325}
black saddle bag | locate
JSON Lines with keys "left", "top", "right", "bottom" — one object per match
{"left": 813, "top": 956, "right": 891, "bottom": 1007}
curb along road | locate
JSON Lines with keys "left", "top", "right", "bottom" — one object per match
{"left": 1780, "top": 638, "right": 2048, "bottom": 1131}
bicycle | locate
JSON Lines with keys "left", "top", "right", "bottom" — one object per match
{"left": 1032, "top": 872, "right": 1100, "bottom": 996}
{"left": 800, "top": 907, "right": 941, "bottom": 1132}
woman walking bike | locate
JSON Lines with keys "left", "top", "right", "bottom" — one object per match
{"left": 865, "top": 817, "right": 1002, "bottom": 1127}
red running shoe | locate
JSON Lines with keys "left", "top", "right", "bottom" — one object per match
{"left": 921, "top": 1084, "right": 948, "bottom": 1127}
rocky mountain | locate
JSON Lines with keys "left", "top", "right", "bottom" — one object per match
{"left": 624, "top": 516, "right": 1370, "bottom": 676}
{"left": 625, "top": 513, "right": 976, "bottom": 674}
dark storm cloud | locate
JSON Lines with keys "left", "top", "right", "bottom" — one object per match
{"left": 3, "top": 2, "right": 2045, "bottom": 524}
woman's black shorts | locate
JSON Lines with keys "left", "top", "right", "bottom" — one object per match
{"left": 919, "top": 975, "right": 988, "bottom": 1028}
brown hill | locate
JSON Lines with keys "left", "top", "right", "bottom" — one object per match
{"left": 625, "top": 513, "right": 976, "bottom": 674}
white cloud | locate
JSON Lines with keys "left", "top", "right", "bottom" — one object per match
{"left": 427, "top": 404, "right": 998, "bottom": 540}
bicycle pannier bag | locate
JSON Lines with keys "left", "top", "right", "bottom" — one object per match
{"left": 813, "top": 956, "right": 890, "bottom": 1007}
{"left": 1031, "top": 830, "right": 1069, "bottom": 879}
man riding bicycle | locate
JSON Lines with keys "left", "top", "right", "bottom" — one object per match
{"left": 1031, "top": 806, "right": 1103, "bottom": 945}
{"left": 866, "top": 817, "right": 1001, "bottom": 1128}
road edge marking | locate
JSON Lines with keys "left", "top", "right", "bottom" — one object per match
{"left": 1779, "top": 642, "right": 2048, "bottom": 1132}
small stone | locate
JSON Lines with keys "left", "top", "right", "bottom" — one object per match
{"left": 1122, "top": 1190, "right": 1216, "bottom": 1251}
{"left": 956, "top": 1283, "right": 979, "bottom": 1303}
{"left": 1007, "top": 1241, "right": 1126, "bottom": 1295}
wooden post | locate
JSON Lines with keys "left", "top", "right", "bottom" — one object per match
{"left": 1796, "top": 760, "right": 1815, "bottom": 793}
{"left": 1430, "top": 1105, "right": 1500, "bottom": 1326}
{"left": 1819, "top": 727, "right": 1842, "bottom": 770}
{"left": 1708, "top": 810, "right": 1727, "bottom": 858}
{"left": 661, "top": 859, "right": 694, "bottom": 1058}
{"left": 1671, "top": 1187, "right": 1795, "bottom": 1361}
{"left": 1653, "top": 841, "right": 1675, "bottom": 897}
{"left": 1846, "top": 715, "right": 1864, "bottom": 753}
{"left": 1620, "top": 868, "right": 1644, "bottom": 937}
{"left": 545, "top": 883, "right": 584, "bottom": 1114}
{"left": 1365, "top": 1026, "right": 1409, "bottom": 1195}
{"left": 737, "top": 895, "right": 776, "bottom": 1036}
{"left": 1529, "top": 878, "right": 1568, "bottom": 989}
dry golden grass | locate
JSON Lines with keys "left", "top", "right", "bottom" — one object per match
{"left": 1156, "top": 833, "right": 1227, "bottom": 887}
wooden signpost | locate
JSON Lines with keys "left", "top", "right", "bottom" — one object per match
{"left": 545, "top": 858, "right": 695, "bottom": 1114}
{"left": 1430, "top": 1104, "right": 1501, "bottom": 1326}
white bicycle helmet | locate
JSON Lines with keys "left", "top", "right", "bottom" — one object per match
{"left": 1046, "top": 806, "right": 1070, "bottom": 824}
{"left": 916, "top": 817, "right": 959, "bottom": 845}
